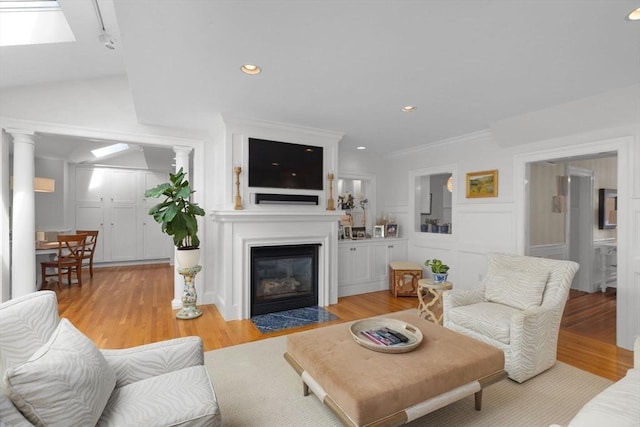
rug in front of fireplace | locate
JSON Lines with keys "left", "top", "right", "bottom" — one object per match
{"left": 251, "top": 307, "right": 339, "bottom": 334}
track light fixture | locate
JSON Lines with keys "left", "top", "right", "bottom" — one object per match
{"left": 99, "top": 32, "right": 115, "bottom": 50}
{"left": 93, "top": 0, "right": 115, "bottom": 50}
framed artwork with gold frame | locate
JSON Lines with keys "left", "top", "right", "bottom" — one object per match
{"left": 466, "top": 169, "right": 498, "bottom": 198}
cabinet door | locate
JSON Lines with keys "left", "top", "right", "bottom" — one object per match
{"left": 141, "top": 171, "right": 171, "bottom": 259}
{"left": 142, "top": 171, "right": 168, "bottom": 196}
{"left": 371, "top": 240, "right": 409, "bottom": 281}
{"left": 76, "top": 168, "right": 106, "bottom": 203}
{"left": 387, "top": 242, "right": 407, "bottom": 263}
{"left": 371, "top": 243, "right": 389, "bottom": 280}
{"left": 110, "top": 206, "right": 138, "bottom": 261}
{"left": 143, "top": 217, "right": 171, "bottom": 259}
{"left": 110, "top": 170, "right": 138, "bottom": 204}
{"left": 76, "top": 205, "right": 105, "bottom": 263}
{"left": 338, "top": 245, "right": 353, "bottom": 284}
{"left": 351, "top": 245, "right": 370, "bottom": 283}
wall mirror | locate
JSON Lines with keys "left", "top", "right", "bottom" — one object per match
{"left": 412, "top": 169, "right": 453, "bottom": 234}
{"left": 598, "top": 188, "right": 617, "bottom": 229}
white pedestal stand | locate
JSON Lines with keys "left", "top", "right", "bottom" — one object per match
{"left": 176, "top": 265, "right": 203, "bottom": 319}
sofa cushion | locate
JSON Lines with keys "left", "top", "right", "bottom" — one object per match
{"left": 447, "top": 302, "right": 520, "bottom": 345}
{"left": 3, "top": 318, "right": 116, "bottom": 426}
{"left": 484, "top": 270, "right": 548, "bottom": 310}
{"left": 98, "top": 365, "right": 220, "bottom": 427}
{"left": 567, "top": 369, "right": 640, "bottom": 427}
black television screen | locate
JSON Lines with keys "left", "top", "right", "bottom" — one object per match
{"left": 248, "top": 138, "right": 324, "bottom": 190}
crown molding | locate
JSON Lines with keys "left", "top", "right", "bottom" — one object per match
{"left": 387, "top": 129, "right": 494, "bottom": 159}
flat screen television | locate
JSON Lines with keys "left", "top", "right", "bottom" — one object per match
{"left": 248, "top": 138, "right": 324, "bottom": 190}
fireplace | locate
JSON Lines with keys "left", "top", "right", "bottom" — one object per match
{"left": 251, "top": 244, "right": 320, "bottom": 316}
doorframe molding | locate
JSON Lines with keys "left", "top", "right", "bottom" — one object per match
{"left": 514, "top": 135, "right": 633, "bottom": 348}
{"left": 566, "top": 166, "right": 594, "bottom": 292}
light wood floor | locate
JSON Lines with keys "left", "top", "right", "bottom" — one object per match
{"left": 52, "top": 263, "right": 633, "bottom": 382}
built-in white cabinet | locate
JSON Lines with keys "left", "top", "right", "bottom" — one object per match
{"left": 75, "top": 167, "right": 171, "bottom": 264}
{"left": 371, "top": 240, "right": 408, "bottom": 281}
{"left": 338, "top": 243, "right": 371, "bottom": 285}
{"left": 141, "top": 171, "right": 172, "bottom": 259}
{"left": 338, "top": 238, "right": 409, "bottom": 297}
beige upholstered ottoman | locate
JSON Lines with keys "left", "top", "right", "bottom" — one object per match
{"left": 285, "top": 311, "right": 505, "bottom": 427}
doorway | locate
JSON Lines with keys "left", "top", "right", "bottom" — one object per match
{"left": 525, "top": 153, "right": 618, "bottom": 347}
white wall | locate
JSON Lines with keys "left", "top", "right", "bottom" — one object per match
{"left": 377, "top": 89, "right": 640, "bottom": 349}
{"left": 34, "top": 157, "right": 66, "bottom": 231}
{"left": 1, "top": 131, "right": 10, "bottom": 302}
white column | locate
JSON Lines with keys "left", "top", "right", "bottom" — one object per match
{"left": 172, "top": 146, "right": 193, "bottom": 309}
{"left": 10, "top": 130, "right": 36, "bottom": 297}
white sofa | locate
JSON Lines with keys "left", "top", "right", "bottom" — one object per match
{"left": 0, "top": 291, "right": 221, "bottom": 426}
{"left": 555, "top": 336, "right": 640, "bottom": 427}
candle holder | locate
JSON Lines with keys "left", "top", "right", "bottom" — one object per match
{"left": 327, "top": 173, "right": 336, "bottom": 211}
{"left": 234, "top": 166, "right": 243, "bottom": 210}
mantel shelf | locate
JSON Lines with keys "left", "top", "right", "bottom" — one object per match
{"left": 210, "top": 210, "right": 344, "bottom": 223}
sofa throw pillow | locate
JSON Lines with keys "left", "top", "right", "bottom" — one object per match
{"left": 3, "top": 318, "right": 116, "bottom": 427}
{"left": 484, "top": 270, "right": 549, "bottom": 310}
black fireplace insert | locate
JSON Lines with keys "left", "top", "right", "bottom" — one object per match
{"left": 250, "top": 244, "right": 320, "bottom": 316}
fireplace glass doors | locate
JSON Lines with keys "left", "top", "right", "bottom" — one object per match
{"left": 250, "top": 244, "right": 320, "bottom": 316}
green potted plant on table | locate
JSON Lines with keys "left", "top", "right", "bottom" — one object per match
{"left": 145, "top": 167, "right": 205, "bottom": 268}
{"left": 424, "top": 258, "right": 450, "bottom": 283}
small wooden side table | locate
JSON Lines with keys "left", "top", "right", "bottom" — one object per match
{"left": 388, "top": 262, "right": 422, "bottom": 297}
{"left": 176, "top": 265, "right": 203, "bottom": 320}
{"left": 417, "top": 279, "right": 453, "bottom": 324}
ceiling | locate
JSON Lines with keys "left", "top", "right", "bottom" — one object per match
{"left": 1, "top": 0, "right": 639, "bottom": 157}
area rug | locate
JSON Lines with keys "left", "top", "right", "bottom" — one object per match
{"left": 204, "top": 334, "right": 613, "bottom": 427}
{"left": 250, "top": 306, "right": 338, "bottom": 333}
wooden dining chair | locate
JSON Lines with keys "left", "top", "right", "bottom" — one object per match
{"left": 76, "top": 230, "right": 99, "bottom": 277}
{"left": 40, "top": 234, "right": 87, "bottom": 290}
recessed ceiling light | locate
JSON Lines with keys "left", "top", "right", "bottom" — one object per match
{"left": 240, "top": 64, "right": 261, "bottom": 75}
{"left": 627, "top": 7, "right": 640, "bottom": 20}
{"left": 401, "top": 106, "right": 417, "bottom": 112}
{"left": 357, "top": 146, "right": 366, "bottom": 150}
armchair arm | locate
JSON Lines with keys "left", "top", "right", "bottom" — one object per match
{"left": 101, "top": 336, "right": 204, "bottom": 388}
{"left": 508, "top": 305, "right": 563, "bottom": 382}
{"left": 1, "top": 393, "right": 32, "bottom": 427}
{"left": 443, "top": 288, "right": 485, "bottom": 309}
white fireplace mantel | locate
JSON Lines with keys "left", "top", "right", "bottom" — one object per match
{"left": 208, "top": 209, "right": 343, "bottom": 320}
{"left": 210, "top": 210, "right": 344, "bottom": 223}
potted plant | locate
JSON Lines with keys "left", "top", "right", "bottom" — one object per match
{"left": 145, "top": 167, "right": 205, "bottom": 268}
{"left": 426, "top": 218, "right": 439, "bottom": 233}
{"left": 424, "top": 258, "right": 450, "bottom": 283}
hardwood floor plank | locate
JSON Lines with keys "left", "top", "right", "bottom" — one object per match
{"left": 54, "top": 263, "right": 632, "bottom": 382}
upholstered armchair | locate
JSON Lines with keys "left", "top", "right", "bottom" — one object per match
{"left": 443, "top": 253, "right": 579, "bottom": 383}
{"left": 0, "top": 291, "right": 221, "bottom": 426}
